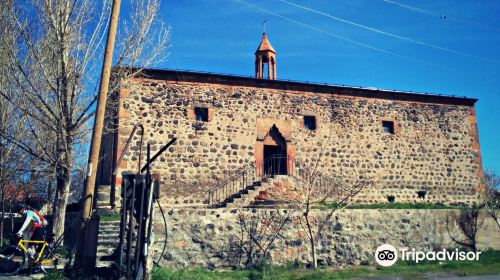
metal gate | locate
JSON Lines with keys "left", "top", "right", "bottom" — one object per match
{"left": 116, "top": 138, "right": 175, "bottom": 280}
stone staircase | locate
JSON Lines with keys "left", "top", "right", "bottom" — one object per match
{"left": 207, "top": 155, "right": 345, "bottom": 208}
{"left": 96, "top": 220, "right": 120, "bottom": 267}
{"left": 251, "top": 175, "right": 301, "bottom": 208}
{"left": 223, "top": 178, "right": 270, "bottom": 208}
{"left": 96, "top": 185, "right": 116, "bottom": 214}
{"left": 218, "top": 175, "right": 299, "bottom": 208}
{"left": 95, "top": 184, "right": 121, "bottom": 267}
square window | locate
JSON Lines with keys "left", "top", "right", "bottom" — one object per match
{"left": 304, "top": 116, "right": 316, "bottom": 130}
{"left": 194, "top": 107, "right": 208, "bottom": 122}
{"left": 382, "top": 121, "right": 395, "bottom": 134}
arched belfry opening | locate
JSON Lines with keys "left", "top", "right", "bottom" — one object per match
{"left": 255, "top": 33, "right": 277, "bottom": 80}
{"left": 263, "top": 125, "right": 287, "bottom": 175}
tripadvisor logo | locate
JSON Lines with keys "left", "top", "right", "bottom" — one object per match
{"left": 375, "top": 244, "right": 398, "bottom": 267}
{"left": 374, "top": 244, "right": 481, "bottom": 267}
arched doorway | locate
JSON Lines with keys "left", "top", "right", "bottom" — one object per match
{"left": 262, "top": 125, "right": 287, "bottom": 175}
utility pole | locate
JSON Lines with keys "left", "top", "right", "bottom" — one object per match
{"left": 75, "top": 0, "right": 121, "bottom": 269}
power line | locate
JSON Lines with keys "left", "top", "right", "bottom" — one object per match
{"left": 236, "top": 0, "right": 453, "bottom": 71}
{"left": 382, "top": 0, "right": 500, "bottom": 33}
{"left": 383, "top": 0, "right": 443, "bottom": 18}
{"left": 280, "top": 0, "right": 500, "bottom": 65}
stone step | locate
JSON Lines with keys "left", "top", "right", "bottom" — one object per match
{"left": 99, "top": 232, "right": 120, "bottom": 238}
{"left": 228, "top": 182, "right": 272, "bottom": 207}
{"left": 97, "top": 251, "right": 115, "bottom": 258}
{"left": 241, "top": 189, "right": 257, "bottom": 197}
{"left": 99, "top": 236, "right": 119, "bottom": 241}
{"left": 211, "top": 179, "right": 269, "bottom": 208}
{"left": 99, "top": 228, "right": 121, "bottom": 233}
{"left": 96, "top": 207, "right": 117, "bottom": 215}
{"left": 100, "top": 220, "right": 121, "bottom": 225}
{"left": 99, "top": 229, "right": 121, "bottom": 234}
{"left": 99, "top": 227, "right": 120, "bottom": 234}
{"left": 96, "top": 247, "right": 135, "bottom": 259}
{"left": 97, "top": 185, "right": 111, "bottom": 193}
{"left": 100, "top": 223, "right": 120, "bottom": 227}
{"left": 96, "top": 185, "right": 111, "bottom": 207}
{"left": 99, "top": 227, "right": 121, "bottom": 232}
{"left": 97, "top": 240, "right": 135, "bottom": 249}
{"left": 97, "top": 236, "right": 120, "bottom": 244}
{"left": 232, "top": 197, "right": 255, "bottom": 205}
{"left": 100, "top": 224, "right": 120, "bottom": 228}
{"left": 100, "top": 220, "right": 121, "bottom": 224}
{"left": 98, "top": 240, "right": 120, "bottom": 246}
{"left": 220, "top": 180, "right": 271, "bottom": 208}
{"left": 96, "top": 260, "right": 114, "bottom": 268}
{"left": 97, "top": 240, "right": 120, "bottom": 247}
{"left": 99, "top": 223, "right": 121, "bottom": 230}
{"left": 99, "top": 233, "right": 120, "bottom": 238}
{"left": 97, "top": 246, "right": 115, "bottom": 253}
{"left": 97, "top": 197, "right": 109, "bottom": 203}
{"left": 98, "top": 238, "right": 120, "bottom": 245}
{"left": 99, "top": 234, "right": 120, "bottom": 240}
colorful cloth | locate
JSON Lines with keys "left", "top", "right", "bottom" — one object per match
{"left": 17, "top": 210, "right": 47, "bottom": 236}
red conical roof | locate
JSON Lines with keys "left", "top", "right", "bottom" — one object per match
{"left": 255, "top": 33, "right": 276, "bottom": 54}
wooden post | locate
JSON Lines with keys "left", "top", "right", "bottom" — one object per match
{"left": 75, "top": 0, "right": 122, "bottom": 269}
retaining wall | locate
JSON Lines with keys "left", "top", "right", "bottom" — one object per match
{"left": 150, "top": 208, "right": 500, "bottom": 268}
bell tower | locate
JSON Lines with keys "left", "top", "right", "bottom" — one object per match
{"left": 255, "top": 33, "right": 277, "bottom": 80}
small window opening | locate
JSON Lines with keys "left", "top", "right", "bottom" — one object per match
{"left": 195, "top": 107, "right": 208, "bottom": 122}
{"left": 417, "top": 190, "right": 427, "bottom": 199}
{"left": 304, "top": 116, "right": 316, "bottom": 130}
{"left": 382, "top": 121, "right": 395, "bottom": 134}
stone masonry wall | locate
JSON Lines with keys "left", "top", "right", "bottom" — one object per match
{"left": 109, "top": 76, "right": 483, "bottom": 205}
{"left": 150, "top": 209, "right": 500, "bottom": 269}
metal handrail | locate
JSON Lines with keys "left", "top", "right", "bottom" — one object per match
{"left": 206, "top": 154, "right": 287, "bottom": 207}
{"left": 206, "top": 154, "right": 346, "bottom": 207}
{"left": 113, "top": 123, "right": 144, "bottom": 175}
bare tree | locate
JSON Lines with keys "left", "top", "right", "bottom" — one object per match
{"left": 0, "top": 0, "right": 44, "bottom": 245}
{"left": 294, "top": 133, "right": 372, "bottom": 268}
{"left": 262, "top": 172, "right": 370, "bottom": 269}
{"left": 237, "top": 208, "right": 295, "bottom": 267}
{"left": 484, "top": 169, "right": 500, "bottom": 228}
{"left": 293, "top": 173, "right": 370, "bottom": 268}
{"left": 0, "top": 0, "right": 169, "bottom": 239}
{"left": 262, "top": 130, "right": 373, "bottom": 268}
{"left": 0, "top": 81, "right": 44, "bottom": 244}
{"left": 446, "top": 205, "right": 484, "bottom": 252}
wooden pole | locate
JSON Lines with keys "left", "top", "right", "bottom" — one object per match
{"left": 75, "top": 0, "right": 121, "bottom": 269}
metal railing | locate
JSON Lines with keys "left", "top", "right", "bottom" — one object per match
{"left": 113, "top": 123, "right": 144, "bottom": 176}
{"left": 206, "top": 155, "right": 289, "bottom": 207}
{"left": 206, "top": 155, "right": 345, "bottom": 208}
{"left": 292, "top": 159, "right": 345, "bottom": 200}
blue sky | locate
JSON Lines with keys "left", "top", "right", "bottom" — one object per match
{"left": 127, "top": 0, "right": 500, "bottom": 173}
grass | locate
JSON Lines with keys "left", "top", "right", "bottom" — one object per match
{"left": 99, "top": 213, "right": 121, "bottom": 222}
{"left": 41, "top": 267, "right": 121, "bottom": 280}
{"left": 42, "top": 270, "right": 66, "bottom": 280}
{"left": 316, "top": 202, "right": 464, "bottom": 210}
{"left": 151, "top": 249, "right": 500, "bottom": 280}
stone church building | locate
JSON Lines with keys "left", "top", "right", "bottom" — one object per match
{"left": 97, "top": 33, "right": 484, "bottom": 207}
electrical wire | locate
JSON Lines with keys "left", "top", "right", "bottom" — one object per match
{"left": 154, "top": 198, "right": 168, "bottom": 266}
{"left": 236, "top": 0, "right": 454, "bottom": 71}
{"left": 279, "top": 0, "right": 500, "bottom": 64}
{"left": 382, "top": 0, "right": 500, "bottom": 33}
